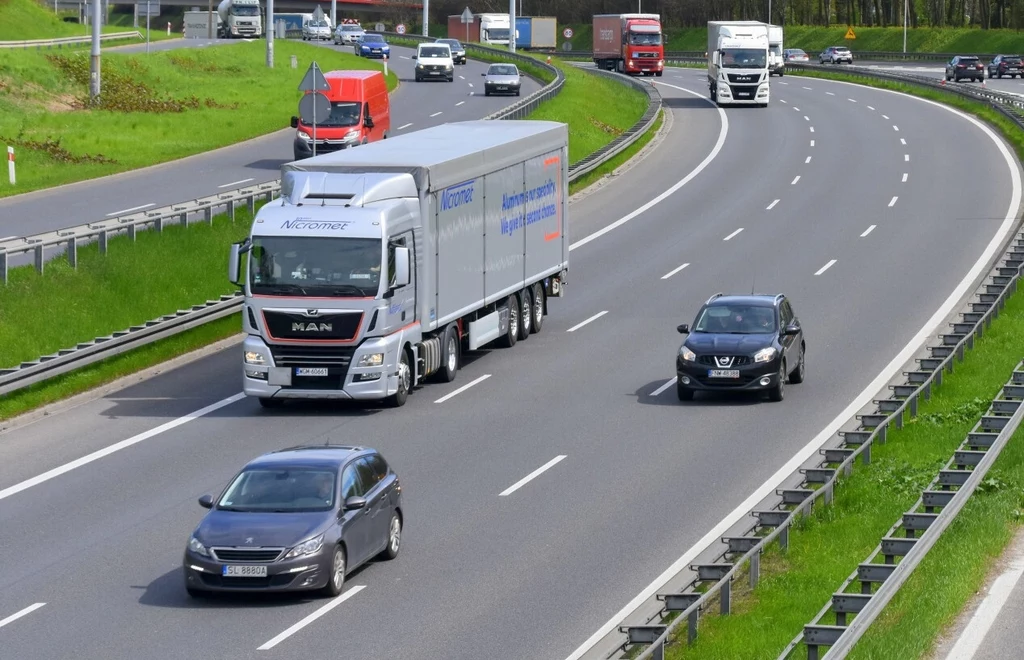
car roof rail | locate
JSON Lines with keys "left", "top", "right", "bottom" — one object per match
{"left": 705, "top": 292, "right": 724, "bottom": 304}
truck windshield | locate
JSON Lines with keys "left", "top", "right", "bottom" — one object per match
{"left": 722, "top": 49, "right": 767, "bottom": 68}
{"left": 233, "top": 6, "right": 259, "bottom": 15}
{"left": 304, "top": 101, "right": 360, "bottom": 128}
{"left": 485, "top": 28, "right": 509, "bottom": 40}
{"left": 629, "top": 32, "right": 662, "bottom": 45}
{"left": 249, "top": 236, "right": 383, "bottom": 297}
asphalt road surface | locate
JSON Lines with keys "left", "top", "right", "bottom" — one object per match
{"left": 0, "top": 70, "right": 1018, "bottom": 660}
{"left": 0, "top": 42, "right": 539, "bottom": 239}
{"left": 832, "top": 59, "right": 1024, "bottom": 97}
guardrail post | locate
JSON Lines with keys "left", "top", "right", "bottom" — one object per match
{"left": 67, "top": 236, "right": 77, "bottom": 268}
{"left": 128, "top": 223, "right": 137, "bottom": 242}
{"left": 155, "top": 216, "right": 164, "bottom": 233}
{"left": 180, "top": 210, "right": 189, "bottom": 227}
{"left": 34, "top": 243, "right": 44, "bottom": 274}
{"left": 749, "top": 551, "right": 760, "bottom": 589}
{"left": 98, "top": 229, "right": 108, "bottom": 254}
{"left": 720, "top": 577, "right": 731, "bottom": 615}
{"left": 227, "top": 199, "right": 236, "bottom": 222}
{"left": 204, "top": 206, "right": 213, "bottom": 224}
{"left": 247, "top": 194, "right": 255, "bottom": 215}
{"left": 0, "top": 251, "right": 7, "bottom": 284}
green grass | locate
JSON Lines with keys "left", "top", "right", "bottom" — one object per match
{"left": 0, "top": 0, "right": 144, "bottom": 40}
{"left": 568, "top": 108, "right": 663, "bottom": 196}
{"left": 0, "top": 39, "right": 397, "bottom": 197}
{"left": 653, "top": 288, "right": 1024, "bottom": 659}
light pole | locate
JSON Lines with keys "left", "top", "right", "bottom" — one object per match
{"left": 903, "top": 0, "right": 908, "bottom": 54}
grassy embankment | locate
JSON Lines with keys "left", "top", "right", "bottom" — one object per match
{"left": 0, "top": 0, "right": 162, "bottom": 41}
{"left": 621, "top": 68, "right": 1024, "bottom": 660}
{"left": 0, "top": 39, "right": 397, "bottom": 197}
{"left": 0, "top": 39, "right": 655, "bottom": 422}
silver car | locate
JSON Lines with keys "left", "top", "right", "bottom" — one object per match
{"left": 334, "top": 23, "right": 364, "bottom": 45}
{"left": 482, "top": 63, "right": 521, "bottom": 97}
{"left": 303, "top": 19, "right": 331, "bottom": 41}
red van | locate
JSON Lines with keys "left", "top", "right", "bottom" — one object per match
{"left": 290, "top": 69, "right": 391, "bottom": 161}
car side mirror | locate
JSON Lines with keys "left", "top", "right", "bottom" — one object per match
{"left": 481, "top": 72, "right": 486, "bottom": 76}
{"left": 344, "top": 496, "right": 367, "bottom": 511}
{"left": 783, "top": 323, "right": 800, "bottom": 336}
{"left": 393, "top": 246, "right": 410, "bottom": 287}
{"left": 198, "top": 494, "right": 214, "bottom": 509}
{"left": 677, "top": 324, "right": 689, "bottom": 334}
{"left": 411, "top": 54, "right": 416, "bottom": 59}
{"left": 290, "top": 116, "right": 298, "bottom": 129}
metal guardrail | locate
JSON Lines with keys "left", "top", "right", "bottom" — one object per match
{"left": 0, "top": 37, "right": 662, "bottom": 395}
{"left": 782, "top": 355, "right": 1024, "bottom": 659}
{"left": 555, "top": 49, "right": 1012, "bottom": 63}
{"left": 0, "top": 31, "right": 144, "bottom": 49}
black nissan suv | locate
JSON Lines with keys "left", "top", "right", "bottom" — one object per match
{"left": 675, "top": 293, "right": 805, "bottom": 402}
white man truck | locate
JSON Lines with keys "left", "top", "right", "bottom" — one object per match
{"left": 217, "top": 0, "right": 263, "bottom": 38}
{"left": 768, "top": 24, "right": 784, "bottom": 76}
{"left": 228, "top": 120, "right": 570, "bottom": 408}
{"left": 707, "top": 20, "right": 770, "bottom": 106}
{"left": 478, "top": 13, "right": 511, "bottom": 45}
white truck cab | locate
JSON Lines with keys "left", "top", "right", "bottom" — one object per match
{"left": 707, "top": 21, "right": 770, "bottom": 107}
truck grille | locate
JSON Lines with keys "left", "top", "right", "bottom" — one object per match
{"left": 263, "top": 310, "right": 362, "bottom": 341}
{"left": 635, "top": 51, "right": 659, "bottom": 58}
{"left": 269, "top": 345, "right": 356, "bottom": 367}
{"left": 211, "top": 548, "right": 284, "bottom": 562}
{"left": 727, "top": 73, "right": 760, "bottom": 83}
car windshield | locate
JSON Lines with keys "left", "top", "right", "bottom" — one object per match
{"left": 249, "top": 236, "right": 383, "bottom": 297}
{"left": 308, "top": 20, "right": 328, "bottom": 27}
{"left": 488, "top": 64, "right": 517, "bottom": 76}
{"left": 419, "top": 46, "right": 449, "bottom": 58}
{"left": 693, "top": 304, "right": 777, "bottom": 334}
{"left": 789, "top": 49, "right": 806, "bottom": 55}
{"left": 722, "top": 48, "right": 767, "bottom": 68}
{"left": 363, "top": 34, "right": 384, "bottom": 44}
{"left": 218, "top": 468, "right": 337, "bottom": 512}
{"left": 628, "top": 32, "right": 662, "bottom": 45}
{"left": 342, "top": 25, "right": 360, "bottom": 32}
{"left": 441, "top": 39, "right": 462, "bottom": 48}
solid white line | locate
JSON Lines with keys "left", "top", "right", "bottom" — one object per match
{"left": 814, "top": 259, "right": 837, "bottom": 276}
{"left": 563, "top": 75, "right": 1024, "bottom": 660}
{"left": 943, "top": 553, "right": 1024, "bottom": 659}
{"left": 569, "top": 83, "right": 728, "bottom": 252}
{"left": 498, "top": 455, "right": 566, "bottom": 496}
{"left": 903, "top": 173, "right": 909, "bottom": 182}
{"left": 430, "top": 111, "right": 443, "bottom": 117}
{"left": 804, "top": 115, "right": 810, "bottom": 121}
{"left": 723, "top": 227, "right": 743, "bottom": 241}
{"left": 0, "top": 603, "right": 45, "bottom": 630}
{"left": 826, "top": 91, "right": 835, "bottom": 96}
{"left": 848, "top": 98, "right": 857, "bottom": 102}
{"left": 810, "top": 139, "right": 815, "bottom": 147}
{"left": 650, "top": 377, "right": 677, "bottom": 396}
{"left": 566, "top": 310, "right": 608, "bottom": 332}
{"left": 867, "top": 105, "right": 876, "bottom": 110}
{"left": 766, "top": 199, "right": 780, "bottom": 210}
{"left": 889, "top": 196, "right": 899, "bottom": 207}
{"left": 433, "top": 374, "right": 491, "bottom": 403}
{"left": 0, "top": 393, "right": 246, "bottom": 503}
{"left": 882, "top": 114, "right": 890, "bottom": 119}
{"left": 660, "top": 263, "right": 689, "bottom": 280}
{"left": 809, "top": 126, "right": 815, "bottom": 132}
{"left": 805, "top": 156, "right": 812, "bottom": 164}
{"left": 861, "top": 224, "right": 876, "bottom": 237}
{"left": 779, "top": 81, "right": 789, "bottom": 84}
{"left": 900, "top": 138, "right": 907, "bottom": 145}
{"left": 258, "top": 586, "right": 366, "bottom": 650}
{"left": 399, "top": 55, "right": 410, "bottom": 59}
{"left": 455, "top": 101, "right": 465, "bottom": 106}
{"left": 802, "top": 86, "right": 812, "bottom": 90}
{"left": 105, "top": 203, "right": 154, "bottom": 217}
{"left": 218, "top": 178, "right": 254, "bottom": 189}
{"left": 791, "top": 175, "right": 801, "bottom": 185}
{"left": 893, "top": 125, "right": 900, "bottom": 131}
{"left": 397, "top": 123, "right": 413, "bottom": 130}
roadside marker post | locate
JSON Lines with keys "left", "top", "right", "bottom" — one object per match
{"left": 7, "top": 146, "right": 15, "bottom": 185}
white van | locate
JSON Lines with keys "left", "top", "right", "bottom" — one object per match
{"left": 413, "top": 42, "right": 454, "bottom": 82}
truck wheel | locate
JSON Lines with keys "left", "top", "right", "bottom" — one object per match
{"left": 386, "top": 349, "right": 411, "bottom": 407}
{"left": 497, "top": 295, "right": 519, "bottom": 348}
{"left": 530, "top": 283, "right": 544, "bottom": 333}
{"left": 436, "top": 325, "right": 459, "bottom": 382}
{"left": 517, "top": 289, "right": 532, "bottom": 341}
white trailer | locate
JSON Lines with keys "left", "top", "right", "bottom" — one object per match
{"left": 768, "top": 24, "right": 784, "bottom": 76}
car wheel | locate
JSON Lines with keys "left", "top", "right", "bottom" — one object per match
{"left": 258, "top": 397, "right": 282, "bottom": 408}
{"left": 436, "top": 324, "right": 459, "bottom": 383}
{"left": 497, "top": 294, "right": 519, "bottom": 348}
{"left": 789, "top": 344, "right": 805, "bottom": 384}
{"left": 386, "top": 349, "right": 411, "bottom": 407}
{"left": 379, "top": 512, "right": 402, "bottom": 560}
{"left": 530, "top": 283, "right": 544, "bottom": 333}
{"left": 518, "top": 289, "right": 532, "bottom": 340}
{"left": 677, "top": 381, "right": 694, "bottom": 401}
{"left": 321, "top": 545, "right": 346, "bottom": 597}
{"left": 768, "top": 361, "right": 786, "bottom": 402}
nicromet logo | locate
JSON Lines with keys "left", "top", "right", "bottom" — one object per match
{"left": 440, "top": 180, "right": 474, "bottom": 211}
{"left": 292, "top": 321, "right": 333, "bottom": 331}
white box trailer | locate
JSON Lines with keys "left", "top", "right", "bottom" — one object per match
{"left": 768, "top": 24, "right": 784, "bottom": 76}
{"left": 228, "top": 120, "right": 570, "bottom": 408}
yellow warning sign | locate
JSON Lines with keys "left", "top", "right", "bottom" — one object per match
{"left": 844, "top": 27, "right": 857, "bottom": 40}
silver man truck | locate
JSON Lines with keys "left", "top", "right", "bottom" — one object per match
{"left": 707, "top": 20, "right": 770, "bottom": 106}
{"left": 228, "top": 120, "right": 570, "bottom": 408}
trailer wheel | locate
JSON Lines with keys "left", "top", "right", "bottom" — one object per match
{"left": 436, "top": 324, "right": 459, "bottom": 382}
{"left": 386, "top": 349, "right": 411, "bottom": 407}
{"left": 497, "top": 295, "right": 519, "bottom": 348}
{"left": 530, "top": 283, "right": 544, "bottom": 333}
{"left": 518, "top": 289, "right": 532, "bottom": 341}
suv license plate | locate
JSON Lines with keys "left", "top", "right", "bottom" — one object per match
{"left": 223, "top": 565, "right": 267, "bottom": 577}
{"left": 708, "top": 369, "right": 740, "bottom": 378}
{"left": 295, "top": 367, "right": 328, "bottom": 377}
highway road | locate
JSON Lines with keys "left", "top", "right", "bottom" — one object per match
{"left": 0, "top": 70, "right": 1019, "bottom": 660}
{"left": 0, "top": 42, "right": 540, "bottom": 239}
{"left": 832, "top": 59, "right": 1024, "bottom": 97}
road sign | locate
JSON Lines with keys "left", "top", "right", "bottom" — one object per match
{"left": 375, "top": 22, "right": 385, "bottom": 32}
{"left": 563, "top": 27, "right": 573, "bottom": 39}
{"left": 299, "top": 91, "right": 332, "bottom": 125}
{"left": 844, "top": 26, "right": 856, "bottom": 39}
{"left": 312, "top": 5, "right": 325, "bottom": 23}
{"left": 396, "top": 23, "right": 406, "bottom": 34}
{"left": 460, "top": 7, "right": 473, "bottom": 23}
{"left": 562, "top": 41, "right": 572, "bottom": 51}
{"left": 298, "top": 61, "right": 330, "bottom": 92}
{"left": 137, "top": 0, "right": 161, "bottom": 17}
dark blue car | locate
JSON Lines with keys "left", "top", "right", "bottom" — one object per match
{"left": 183, "top": 445, "right": 403, "bottom": 598}
{"left": 355, "top": 33, "right": 390, "bottom": 59}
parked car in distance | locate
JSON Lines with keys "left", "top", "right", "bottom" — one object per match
{"left": 289, "top": 69, "right": 391, "bottom": 160}
{"left": 355, "top": 32, "right": 390, "bottom": 59}
{"left": 946, "top": 55, "right": 984, "bottom": 82}
{"left": 819, "top": 46, "right": 853, "bottom": 64}
{"left": 783, "top": 48, "right": 809, "bottom": 63}
{"left": 482, "top": 62, "right": 521, "bottom": 96}
{"left": 988, "top": 54, "right": 1023, "bottom": 78}
{"left": 413, "top": 42, "right": 454, "bottom": 82}
{"left": 183, "top": 445, "right": 403, "bottom": 598}
{"left": 435, "top": 38, "right": 467, "bottom": 64}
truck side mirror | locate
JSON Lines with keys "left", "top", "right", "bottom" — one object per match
{"left": 364, "top": 115, "right": 374, "bottom": 128}
{"left": 290, "top": 116, "right": 299, "bottom": 128}
{"left": 228, "top": 241, "right": 246, "bottom": 287}
{"left": 394, "top": 246, "right": 410, "bottom": 287}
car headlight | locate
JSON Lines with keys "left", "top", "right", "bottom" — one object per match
{"left": 416, "top": 63, "right": 424, "bottom": 69}
{"left": 189, "top": 535, "right": 210, "bottom": 557}
{"left": 244, "top": 351, "right": 266, "bottom": 365}
{"left": 754, "top": 347, "right": 778, "bottom": 363}
{"left": 358, "top": 353, "right": 384, "bottom": 367}
{"left": 284, "top": 533, "right": 324, "bottom": 559}
{"left": 679, "top": 346, "right": 696, "bottom": 362}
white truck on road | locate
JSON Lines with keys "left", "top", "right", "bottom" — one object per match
{"left": 478, "top": 13, "right": 511, "bottom": 45}
{"left": 768, "top": 24, "right": 784, "bottom": 76}
{"left": 228, "top": 120, "right": 570, "bottom": 408}
{"left": 707, "top": 20, "right": 770, "bottom": 106}
{"left": 217, "top": 0, "right": 263, "bottom": 38}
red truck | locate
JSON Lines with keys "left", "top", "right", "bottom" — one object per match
{"left": 592, "top": 13, "right": 664, "bottom": 76}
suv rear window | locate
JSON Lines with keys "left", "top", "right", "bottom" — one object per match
{"left": 960, "top": 57, "right": 979, "bottom": 62}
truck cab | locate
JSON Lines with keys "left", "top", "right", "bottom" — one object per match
{"left": 592, "top": 13, "right": 664, "bottom": 77}
{"left": 478, "top": 13, "right": 510, "bottom": 45}
{"left": 707, "top": 21, "right": 770, "bottom": 107}
{"left": 217, "top": 0, "right": 262, "bottom": 38}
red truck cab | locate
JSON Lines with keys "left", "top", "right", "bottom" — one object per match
{"left": 290, "top": 69, "right": 391, "bottom": 161}
{"left": 592, "top": 13, "right": 664, "bottom": 76}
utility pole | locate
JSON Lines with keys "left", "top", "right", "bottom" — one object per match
{"left": 89, "top": 0, "right": 101, "bottom": 103}
{"left": 267, "top": 0, "right": 275, "bottom": 67}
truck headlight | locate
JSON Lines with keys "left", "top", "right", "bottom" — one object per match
{"left": 358, "top": 353, "right": 384, "bottom": 367}
{"left": 244, "top": 351, "right": 266, "bottom": 365}
{"left": 297, "top": 130, "right": 312, "bottom": 141}
{"left": 679, "top": 347, "right": 696, "bottom": 362}
{"left": 754, "top": 347, "right": 777, "bottom": 363}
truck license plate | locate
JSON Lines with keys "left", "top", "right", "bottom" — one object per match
{"left": 295, "top": 367, "right": 328, "bottom": 377}
{"left": 222, "top": 565, "right": 267, "bottom": 577}
{"left": 708, "top": 369, "right": 740, "bottom": 378}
